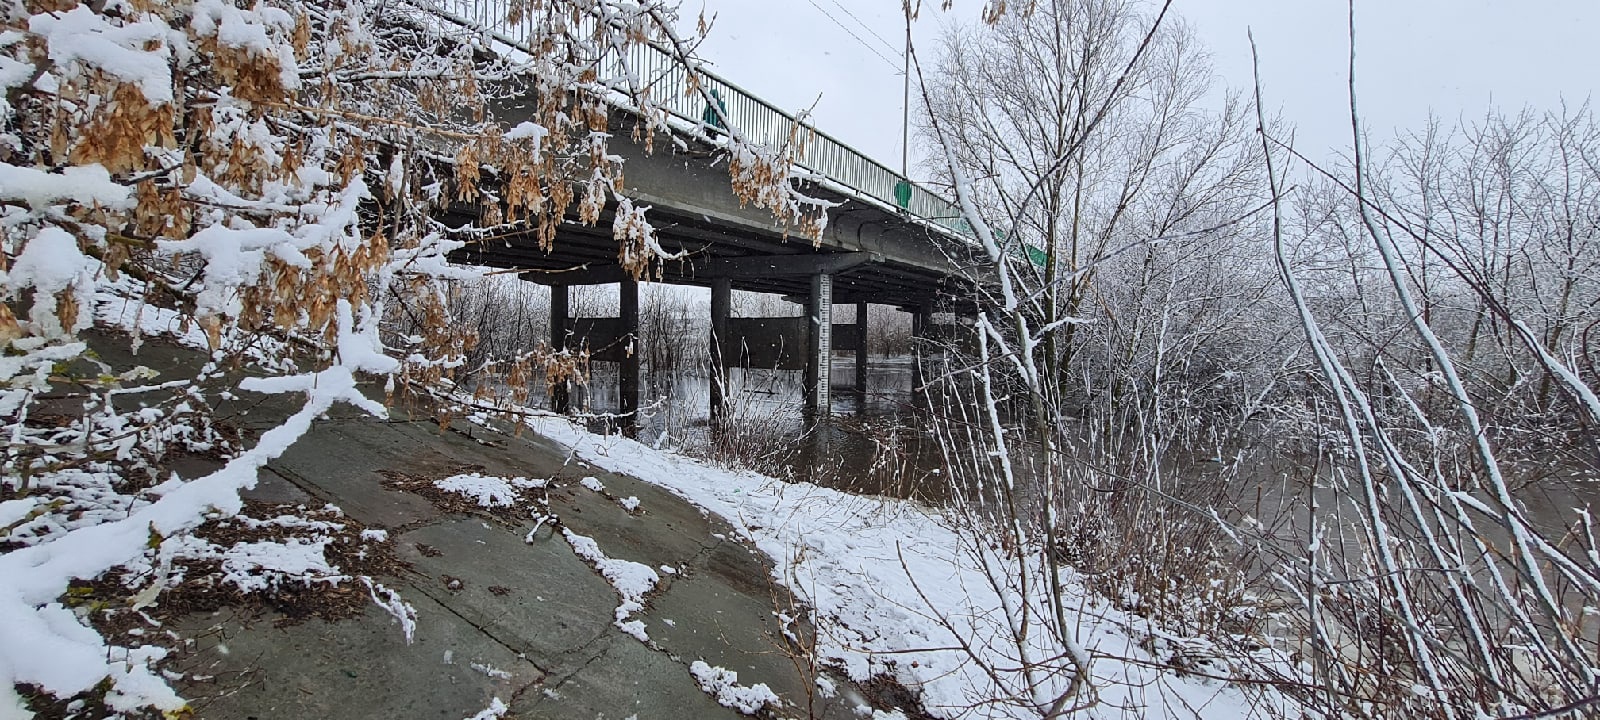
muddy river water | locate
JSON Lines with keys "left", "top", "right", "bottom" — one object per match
{"left": 555, "top": 358, "right": 1600, "bottom": 555}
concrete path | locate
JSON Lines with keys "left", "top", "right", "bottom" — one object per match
{"left": 90, "top": 330, "right": 868, "bottom": 719}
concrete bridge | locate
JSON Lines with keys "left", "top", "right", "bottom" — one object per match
{"left": 430, "top": 1, "right": 978, "bottom": 428}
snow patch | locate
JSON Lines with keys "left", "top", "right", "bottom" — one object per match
{"left": 462, "top": 697, "right": 508, "bottom": 720}
{"left": 220, "top": 539, "right": 336, "bottom": 592}
{"left": 562, "top": 529, "right": 659, "bottom": 643}
{"left": 434, "top": 473, "right": 539, "bottom": 508}
{"left": 0, "top": 497, "right": 39, "bottom": 528}
{"left": 5, "top": 226, "right": 99, "bottom": 337}
{"left": 362, "top": 578, "right": 418, "bottom": 644}
{"left": 29, "top": 7, "right": 174, "bottom": 104}
{"left": 688, "top": 661, "right": 780, "bottom": 714}
{"left": 469, "top": 662, "right": 511, "bottom": 680}
{"left": 505, "top": 121, "right": 549, "bottom": 154}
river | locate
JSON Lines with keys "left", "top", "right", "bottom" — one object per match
{"left": 562, "top": 357, "right": 960, "bottom": 502}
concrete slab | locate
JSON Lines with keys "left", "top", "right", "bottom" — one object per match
{"left": 555, "top": 480, "right": 715, "bottom": 576}
{"left": 74, "top": 309, "right": 899, "bottom": 719}
{"left": 84, "top": 329, "right": 383, "bottom": 430}
{"left": 396, "top": 518, "right": 617, "bottom": 669}
{"left": 385, "top": 420, "right": 575, "bottom": 482}
{"left": 703, "top": 538, "right": 786, "bottom": 600}
{"left": 643, "top": 547, "right": 860, "bottom": 720}
{"left": 172, "top": 591, "right": 539, "bottom": 720}
{"left": 516, "top": 632, "right": 742, "bottom": 720}
{"left": 266, "top": 421, "right": 444, "bottom": 529}
{"left": 240, "top": 467, "right": 315, "bottom": 506}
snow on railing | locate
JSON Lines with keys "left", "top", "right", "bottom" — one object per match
{"left": 423, "top": 0, "right": 973, "bottom": 240}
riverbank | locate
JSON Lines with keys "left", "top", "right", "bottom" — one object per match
{"left": 3, "top": 289, "right": 1294, "bottom": 718}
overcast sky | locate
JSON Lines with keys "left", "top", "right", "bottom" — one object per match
{"left": 681, "top": 0, "right": 1598, "bottom": 179}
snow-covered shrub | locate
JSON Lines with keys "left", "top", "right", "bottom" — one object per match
{"left": 0, "top": 0, "right": 828, "bottom": 715}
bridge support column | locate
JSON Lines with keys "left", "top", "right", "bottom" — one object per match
{"left": 619, "top": 279, "right": 640, "bottom": 436}
{"left": 855, "top": 301, "right": 869, "bottom": 406}
{"left": 911, "top": 304, "right": 932, "bottom": 403}
{"left": 805, "top": 273, "right": 833, "bottom": 415}
{"left": 709, "top": 278, "right": 731, "bottom": 423}
{"left": 549, "top": 285, "right": 570, "bottom": 414}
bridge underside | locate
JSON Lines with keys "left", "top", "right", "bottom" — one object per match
{"left": 453, "top": 202, "right": 963, "bottom": 310}
{"left": 446, "top": 123, "right": 975, "bottom": 310}
{"left": 444, "top": 108, "right": 976, "bottom": 428}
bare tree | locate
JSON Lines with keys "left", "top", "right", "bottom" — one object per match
{"left": 1241, "top": 4, "right": 1600, "bottom": 715}
{"left": 907, "top": 1, "right": 1298, "bottom": 715}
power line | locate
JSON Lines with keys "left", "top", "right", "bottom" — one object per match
{"left": 826, "top": 0, "right": 902, "bottom": 56}
{"left": 801, "top": 0, "right": 903, "bottom": 73}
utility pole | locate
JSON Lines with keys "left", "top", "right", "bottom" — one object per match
{"left": 901, "top": 7, "right": 911, "bottom": 177}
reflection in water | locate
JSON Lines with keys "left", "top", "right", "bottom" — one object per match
{"left": 558, "top": 357, "right": 958, "bottom": 502}
{"left": 550, "top": 357, "right": 1600, "bottom": 548}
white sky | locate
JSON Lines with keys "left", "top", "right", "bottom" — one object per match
{"left": 682, "top": 0, "right": 1598, "bottom": 178}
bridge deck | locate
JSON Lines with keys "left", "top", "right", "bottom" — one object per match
{"left": 424, "top": 0, "right": 978, "bottom": 421}
{"left": 427, "top": 0, "right": 973, "bottom": 242}
{"left": 449, "top": 110, "right": 975, "bottom": 310}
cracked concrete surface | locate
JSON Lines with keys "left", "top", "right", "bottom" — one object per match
{"left": 158, "top": 388, "right": 863, "bottom": 719}
{"left": 75, "top": 329, "right": 864, "bottom": 718}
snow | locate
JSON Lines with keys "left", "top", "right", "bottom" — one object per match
{"left": 363, "top": 578, "right": 418, "bottom": 644}
{"left": 0, "top": 163, "right": 133, "bottom": 211}
{"left": 619, "top": 496, "right": 640, "bottom": 512}
{"left": 0, "top": 498, "right": 38, "bottom": 528}
{"left": 562, "top": 528, "right": 659, "bottom": 643}
{"left": 236, "top": 513, "right": 343, "bottom": 533}
{"left": 156, "top": 181, "right": 377, "bottom": 326}
{"left": 0, "top": 288, "right": 405, "bottom": 710}
{"left": 562, "top": 529, "right": 658, "bottom": 601}
{"left": 688, "top": 661, "right": 780, "bottom": 714}
{"left": 528, "top": 415, "right": 1292, "bottom": 719}
{"left": 0, "top": 55, "right": 31, "bottom": 122}
{"left": 101, "top": 645, "right": 183, "bottom": 715}
{"left": 29, "top": 6, "right": 175, "bottom": 104}
{"left": 436, "top": 473, "right": 520, "bottom": 508}
{"left": 579, "top": 476, "right": 605, "bottom": 492}
{"left": 462, "top": 697, "right": 508, "bottom": 720}
{"left": 505, "top": 121, "right": 549, "bottom": 155}
{"left": 189, "top": 0, "right": 300, "bottom": 92}
{"left": 6, "top": 226, "right": 98, "bottom": 336}
{"left": 615, "top": 618, "right": 650, "bottom": 643}
{"left": 220, "top": 539, "right": 335, "bottom": 593}
{"left": 0, "top": 1, "right": 1285, "bottom": 715}
{"left": 469, "top": 662, "right": 512, "bottom": 679}
{"left": 433, "top": 473, "right": 544, "bottom": 508}
{"left": 92, "top": 277, "right": 214, "bottom": 352}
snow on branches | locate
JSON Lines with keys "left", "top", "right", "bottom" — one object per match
{"left": 0, "top": 0, "right": 819, "bottom": 715}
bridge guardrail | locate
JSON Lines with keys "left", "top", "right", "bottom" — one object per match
{"left": 426, "top": 0, "right": 973, "bottom": 241}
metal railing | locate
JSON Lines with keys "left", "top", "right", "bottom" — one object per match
{"left": 424, "top": 0, "right": 972, "bottom": 240}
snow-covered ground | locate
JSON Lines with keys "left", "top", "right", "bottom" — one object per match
{"left": 523, "top": 415, "right": 1300, "bottom": 720}
{"left": 4, "top": 280, "right": 1295, "bottom": 719}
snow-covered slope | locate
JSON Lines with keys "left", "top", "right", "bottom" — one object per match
{"left": 523, "top": 415, "right": 1298, "bottom": 720}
